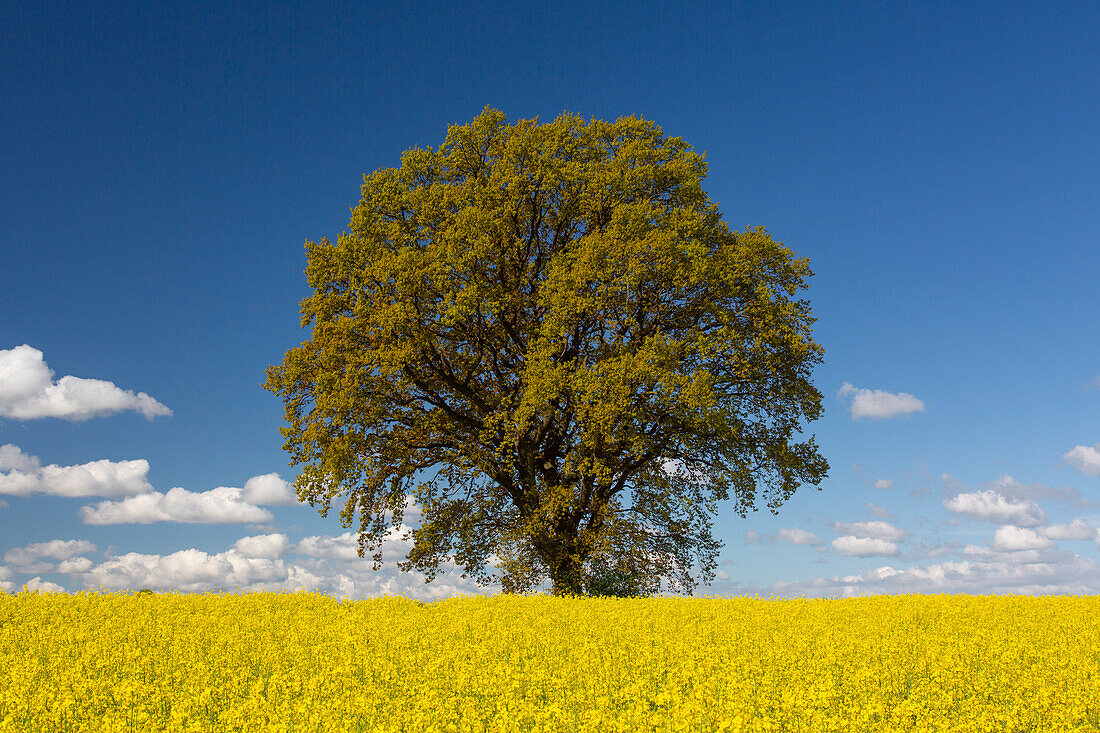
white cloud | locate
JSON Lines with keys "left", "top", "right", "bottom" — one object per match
{"left": 0, "top": 444, "right": 36, "bottom": 472}
{"left": 0, "top": 533, "right": 493, "bottom": 600}
{"left": 960, "top": 545, "right": 1062, "bottom": 564}
{"left": 873, "top": 479, "right": 894, "bottom": 489}
{"left": 296, "top": 533, "right": 362, "bottom": 561}
{"left": 1063, "top": 444, "right": 1100, "bottom": 476}
{"left": 285, "top": 527, "right": 499, "bottom": 599}
{"left": 776, "top": 528, "right": 823, "bottom": 545}
{"left": 295, "top": 530, "right": 405, "bottom": 561}
{"left": 992, "top": 526, "right": 1054, "bottom": 551}
{"left": 4, "top": 539, "right": 96, "bottom": 568}
{"left": 0, "top": 345, "right": 171, "bottom": 421}
{"left": 73, "top": 532, "right": 493, "bottom": 601}
{"left": 831, "top": 536, "right": 899, "bottom": 557}
{"left": 281, "top": 559, "right": 493, "bottom": 601}
{"left": 864, "top": 502, "right": 893, "bottom": 519}
{"left": 82, "top": 548, "right": 288, "bottom": 593}
{"left": 837, "top": 382, "right": 925, "bottom": 419}
{"left": 77, "top": 472, "right": 300, "bottom": 525}
{"left": 1039, "top": 519, "right": 1096, "bottom": 541}
{"left": 715, "top": 570, "right": 731, "bottom": 581}
{"left": 659, "top": 457, "right": 710, "bottom": 484}
{"left": 746, "top": 528, "right": 824, "bottom": 546}
{"left": 24, "top": 577, "right": 65, "bottom": 593}
{"left": 984, "top": 474, "right": 1090, "bottom": 506}
{"left": 770, "top": 551, "right": 1100, "bottom": 598}
{"left": 943, "top": 490, "right": 1048, "bottom": 527}
{"left": 233, "top": 533, "right": 290, "bottom": 559}
{"left": 241, "top": 474, "right": 298, "bottom": 506}
{"left": 56, "top": 557, "right": 93, "bottom": 574}
{"left": 834, "top": 521, "right": 906, "bottom": 541}
{"left": 0, "top": 445, "right": 153, "bottom": 498}
{"left": 79, "top": 486, "right": 273, "bottom": 524}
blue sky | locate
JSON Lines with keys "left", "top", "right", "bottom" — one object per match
{"left": 2, "top": 0, "right": 1097, "bottom": 598}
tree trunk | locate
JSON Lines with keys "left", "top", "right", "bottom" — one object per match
{"left": 549, "top": 553, "right": 584, "bottom": 596}
{"left": 544, "top": 538, "right": 585, "bottom": 596}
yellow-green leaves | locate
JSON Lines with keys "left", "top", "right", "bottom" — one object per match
{"left": 265, "top": 107, "right": 828, "bottom": 596}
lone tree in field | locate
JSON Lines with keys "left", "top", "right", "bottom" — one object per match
{"left": 265, "top": 107, "right": 828, "bottom": 596}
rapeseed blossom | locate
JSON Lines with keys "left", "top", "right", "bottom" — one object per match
{"left": 1, "top": 591, "right": 1098, "bottom": 731}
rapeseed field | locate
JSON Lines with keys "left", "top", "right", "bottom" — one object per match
{"left": 1, "top": 591, "right": 1098, "bottom": 732}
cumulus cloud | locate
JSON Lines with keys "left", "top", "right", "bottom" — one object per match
{"left": 0, "top": 535, "right": 491, "bottom": 599}
{"left": 1039, "top": 519, "right": 1096, "bottom": 541}
{"left": 1063, "top": 444, "right": 1100, "bottom": 476}
{"left": 0, "top": 445, "right": 35, "bottom": 473}
{"left": 283, "top": 559, "right": 493, "bottom": 601}
{"left": 75, "top": 473, "right": 295, "bottom": 524}
{"left": 837, "top": 382, "right": 925, "bottom": 419}
{"left": 79, "top": 485, "right": 275, "bottom": 525}
{"left": 960, "top": 545, "right": 1046, "bottom": 564}
{"left": 873, "top": 479, "right": 894, "bottom": 490}
{"left": 72, "top": 531, "right": 493, "bottom": 600}
{"left": 834, "top": 521, "right": 906, "bottom": 541}
{"left": 746, "top": 528, "right": 823, "bottom": 546}
{"left": 82, "top": 548, "right": 288, "bottom": 593}
{"left": 983, "top": 474, "right": 1091, "bottom": 507}
{"left": 241, "top": 474, "right": 298, "bottom": 506}
{"left": 56, "top": 557, "right": 93, "bottom": 574}
{"left": 4, "top": 539, "right": 96, "bottom": 569}
{"left": 991, "top": 526, "right": 1054, "bottom": 551}
{"left": 776, "top": 528, "right": 823, "bottom": 546}
{"left": 295, "top": 529, "right": 417, "bottom": 563}
{"left": 0, "top": 345, "right": 171, "bottom": 421}
{"left": 864, "top": 502, "right": 893, "bottom": 519}
{"left": 0, "top": 445, "right": 154, "bottom": 498}
{"left": 943, "top": 490, "right": 1048, "bottom": 527}
{"left": 286, "top": 533, "right": 494, "bottom": 601}
{"left": 296, "top": 532, "right": 364, "bottom": 561}
{"left": 832, "top": 536, "right": 899, "bottom": 556}
{"left": 24, "top": 577, "right": 65, "bottom": 593}
{"left": 233, "top": 533, "right": 290, "bottom": 559}
{"left": 770, "top": 551, "right": 1100, "bottom": 598}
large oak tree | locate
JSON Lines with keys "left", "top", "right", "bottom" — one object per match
{"left": 265, "top": 107, "right": 828, "bottom": 596}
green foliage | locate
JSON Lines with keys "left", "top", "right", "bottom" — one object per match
{"left": 265, "top": 107, "right": 829, "bottom": 596}
{"left": 583, "top": 556, "right": 657, "bottom": 598}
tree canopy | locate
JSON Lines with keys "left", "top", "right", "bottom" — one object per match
{"left": 265, "top": 107, "right": 828, "bottom": 596}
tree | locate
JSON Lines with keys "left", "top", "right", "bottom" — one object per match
{"left": 583, "top": 554, "right": 657, "bottom": 598}
{"left": 264, "top": 107, "right": 829, "bottom": 596}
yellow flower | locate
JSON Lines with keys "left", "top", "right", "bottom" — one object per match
{"left": 0, "top": 592, "right": 1098, "bottom": 731}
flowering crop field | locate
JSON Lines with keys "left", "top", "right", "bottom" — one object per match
{"left": 2, "top": 592, "right": 1099, "bottom": 732}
